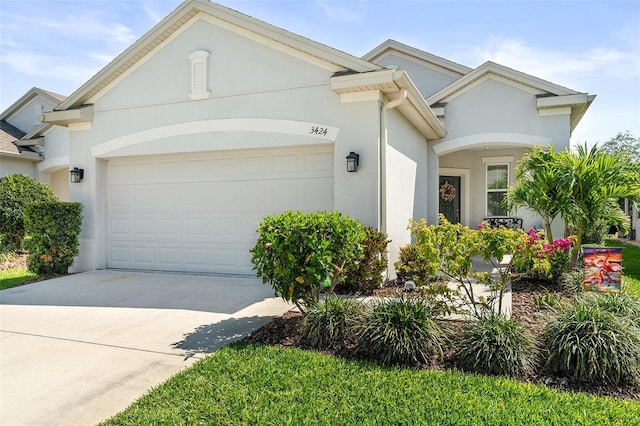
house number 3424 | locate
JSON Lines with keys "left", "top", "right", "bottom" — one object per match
{"left": 310, "top": 126, "right": 328, "bottom": 136}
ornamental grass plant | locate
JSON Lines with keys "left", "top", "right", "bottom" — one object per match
{"left": 542, "top": 297, "right": 640, "bottom": 386}
{"left": 301, "top": 296, "right": 365, "bottom": 350}
{"left": 355, "top": 297, "right": 447, "bottom": 367}
{"left": 456, "top": 314, "right": 537, "bottom": 377}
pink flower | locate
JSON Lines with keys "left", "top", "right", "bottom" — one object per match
{"left": 477, "top": 223, "right": 484, "bottom": 229}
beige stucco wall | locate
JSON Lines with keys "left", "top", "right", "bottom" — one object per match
{"left": 66, "top": 16, "right": 385, "bottom": 272}
{"left": 372, "top": 52, "right": 461, "bottom": 98}
{"left": 0, "top": 157, "right": 37, "bottom": 178}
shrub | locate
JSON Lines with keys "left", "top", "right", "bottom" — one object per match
{"left": 302, "top": 297, "right": 365, "bottom": 350}
{"left": 356, "top": 297, "right": 447, "bottom": 366}
{"left": 558, "top": 270, "right": 584, "bottom": 294}
{"left": 340, "top": 226, "right": 390, "bottom": 294}
{"left": 23, "top": 202, "right": 83, "bottom": 275}
{"left": 250, "top": 210, "right": 365, "bottom": 312}
{"left": 542, "top": 298, "right": 640, "bottom": 385}
{"left": 456, "top": 314, "right": 537, "bottom": 377}
{"left": 0, "top": 174, "right": 57, "bottom": 250}
{"left": 579, "top": 292, "right": 640, "bottom": 320}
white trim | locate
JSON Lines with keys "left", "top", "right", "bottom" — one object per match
{"left": 37, "top": 156, "right": 69, "bottom": 172}
{"left": 432, "top": 133, "right": 552, "bottom": 156}
{"left": 485, "top": 163, "right": 510, "bottom": 217}
{"left": 482, "top": 156, "right": 514, "bottom": 164}
{"left": 439, "top": 167, "right": 471, "bottom": 226}
{"left": 69, "top": 122, "right": 92, "bottom": 131}
{"left": 91, "top": 118, "right": 340, "bottom": 158}
{"left": 538, "top": 107, "right": 571, "bottom": 117}
{"left": 339, "top": 90, "right": 383, "bottom": 103}
{"left": 537, "top": 93, "right": 590, "bottom": 108}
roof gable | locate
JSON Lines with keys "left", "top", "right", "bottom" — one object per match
{"left": 0, "top": 87, "right": 65, "bottom": 121}
{"left": 427, "top": 61, "right": 579, "bottom": 105}
{"left": 56, "top": 0, "right": 381, "bottom": 111}
{"left": 363, "top": 40, "right": 471, "bottom": 77}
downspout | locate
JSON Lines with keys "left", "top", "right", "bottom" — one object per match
{"left": 379, "top": 89, "right": 407, "bottom": 234}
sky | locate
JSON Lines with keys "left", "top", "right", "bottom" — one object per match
{"left": 1, "top": 0, "right": 638, "bottom": 146}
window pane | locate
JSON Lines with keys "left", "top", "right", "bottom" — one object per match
{"left": 487, "top": 191, "right": 507, "bottom": 216}
{"left": 487, "top": 165, "right": 508, "bottom": 190}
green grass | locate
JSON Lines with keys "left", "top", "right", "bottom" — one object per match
{"left": 0, "top": 268, "right": 37, "bottom": 290}
{"left": 102, "top": 343, "right": 639, "bottom": 426}
{"left": 605, "top": 239, "right": 640, "bottom": 295}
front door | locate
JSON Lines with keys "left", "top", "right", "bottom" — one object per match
{"left": 439, "top": 176, "right": 461, "bottom": 224}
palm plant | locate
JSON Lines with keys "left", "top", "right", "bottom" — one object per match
{"left": 559, "top": 144, "right": 640, "bottom": 268}
{"left": 505, "top": 147, "right": 568, "bottom": 243}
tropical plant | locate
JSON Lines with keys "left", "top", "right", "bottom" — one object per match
{"left": 559, "top": 144, "right": 640, "bottom": 269}
{"left": 542, "top": 298, "right": 640, "bottom": 385}
{"left": 558, "top": 270, "right": 585, "bottom": 294}
{"left": 0, "top": 174, "right": 58, "bottom": 251}
{"left": 456, "top": 314, "right": 537, "bottom": 377}
{"left": 355, "top": 297, "right": 447, "bottom": 366}
{"left": 505, "top": 147, "right": 566, "bottom": 243}
{"left": 301, "top": 296, "right": 365, "bottom": 350}
{"left": 250, "top": 210, "right": 365, "bottom": 313}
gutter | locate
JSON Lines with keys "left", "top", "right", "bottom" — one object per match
{"left": 379, "top": 89, "right": 407, "bottom": 234}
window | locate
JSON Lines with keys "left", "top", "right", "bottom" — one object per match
{"left": 486, "top": 164, "right": 509, "bottom": 216}
{"left": 188, "top": 50, "right": 210, "bottom": 100}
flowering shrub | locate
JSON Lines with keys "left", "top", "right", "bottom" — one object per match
{"left": 511, "top": 228, "right": 572, "bottom": 283}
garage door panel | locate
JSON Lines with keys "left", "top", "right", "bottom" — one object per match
{"left": 107, "top": 146, "right": 333, "bottom": 274}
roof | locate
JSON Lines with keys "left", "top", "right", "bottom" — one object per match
{"left": 0, "top": 87, "right": 66, "bottom": 121}
{"left": 363, "top": 39, "right": 472, "bottom": 77}
{"left": 426, "top": 61, "right": 595, "bottom": 132}
{"left": 0, "top": 121, "right": 40, "bottom": 160}
{"left": 53, "top": 0, "right": 382, "bottom": 111}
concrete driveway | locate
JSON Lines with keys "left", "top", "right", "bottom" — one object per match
{"left": 0, "top": 270, "right": 291, "bottom": 425}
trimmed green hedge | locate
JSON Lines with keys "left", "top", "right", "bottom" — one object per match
{"left": 24, "top": 201, "right": 83, "bottom": 275}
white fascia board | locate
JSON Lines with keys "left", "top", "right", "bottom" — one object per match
{"left": 536, "top": 93, "right": 590, "bottom": 108}
{"left": 331, "top": 69, "right": 445, "bottom": 139}
{"left": 330, "top": 69, "right": 397, "bottom": 93}
{"left": 43, "top": 105, "right": 93, "bottom": 126}
{"left": 15, "top": 137, "right": 44, "bottom": 147}
{"left": 0, "top": 150, "right": 42, "bottom": 161}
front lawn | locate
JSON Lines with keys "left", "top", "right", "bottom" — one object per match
{"left": 605, "top": 239, "right": 640, "bottom": 295}
{"left": 0, "top": 268, "right": 37, "bottom": 290}
{"left": 102, "top": 343, "right": 639, "bottom": 425}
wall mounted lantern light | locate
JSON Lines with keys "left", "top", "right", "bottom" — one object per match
{"left": 70, "top": 167, "right": 84, "bottom": 183}
{"left": 346, "top": 152, "right": 360, "bottom": 172}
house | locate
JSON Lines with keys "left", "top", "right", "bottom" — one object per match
{"left": 34, "top": 0, "right": 600, "bottom": 276}
{"left": 0, "top": 87, "right": 69, "bottom": 200}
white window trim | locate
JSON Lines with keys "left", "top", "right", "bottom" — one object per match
{"left": 485, "top": 162, "right": 510, "bottom": 217}
{"left": 33, "top": 104, "right": 44, "bottom": 125}
{"left": 188, "top": 50, "right": 210, "bottom": 100}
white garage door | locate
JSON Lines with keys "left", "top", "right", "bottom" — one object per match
{"left": 106, "top": 145, "right": 334, "bottom": 274}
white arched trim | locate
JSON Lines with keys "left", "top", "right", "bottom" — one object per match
{"left": 91, "top": 118, "right": 340, "bottom": 158}
{"left": 432, "top": 133, "right": 552, "bottom": 156}
{"left": 38, "top": 156, "right": 69, "bottom": 172}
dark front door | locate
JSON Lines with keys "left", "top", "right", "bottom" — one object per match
{"left": 439, "top": 176, "right": 461, "bottom": 224}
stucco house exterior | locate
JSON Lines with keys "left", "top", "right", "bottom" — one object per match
{"left": 23, "top": 0, "right": 605, "bottom": 276}
{"left": 0, "top": 87, "right": 69, "bottom": 200}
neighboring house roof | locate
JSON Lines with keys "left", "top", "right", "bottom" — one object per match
{"left": 362, "top": 39, "right": 472, "bottom": 77}
{"left": 0, "top": 121, "right": 40, "bottom": 161}
{"left": 0, "top": 87, "right": 65, "bottom": 121}
{"left": 52, "top": 0, "right": 382, "bottom": 112}
{"left": 427, "top": 61, "right": 595, "bottom": 133}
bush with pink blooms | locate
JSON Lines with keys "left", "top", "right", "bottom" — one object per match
{"left": 511, "top": 227, "right": 572, "bottom": 283}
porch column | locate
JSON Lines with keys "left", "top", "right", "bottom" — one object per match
{"left": 427, "top": 143, "right": 440, "bottom": 224}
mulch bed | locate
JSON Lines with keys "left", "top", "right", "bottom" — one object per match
{"left": 244, "top": 279, "right": 640, "bottom": 401}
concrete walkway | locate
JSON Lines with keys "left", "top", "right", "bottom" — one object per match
{"left": 0, "top": 270, "right": 292, "bottom": 426}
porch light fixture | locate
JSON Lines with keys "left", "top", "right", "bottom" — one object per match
{"left": 70, "top": 167, "right": 84, "bottom": 183}
{"left": 346, "top": 152, "right": 360, "bottom": 172}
